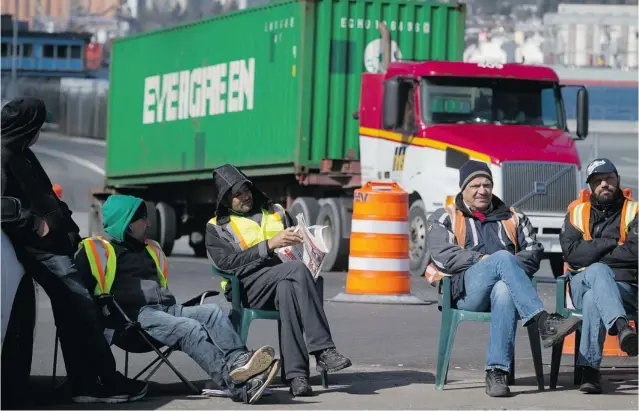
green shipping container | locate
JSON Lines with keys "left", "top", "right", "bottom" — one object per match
{"left": 106, "top": 0, "right": 465, "bottom": 185}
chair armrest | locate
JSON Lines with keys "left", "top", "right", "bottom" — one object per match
{"left": 182, "top": 290, "right": 220, "bottom": 307}
{"left": 212, "top": 267, "right": 243, "bottom": 312}
{"left": 95, "top": 293, "right": 135, "bottom": 328}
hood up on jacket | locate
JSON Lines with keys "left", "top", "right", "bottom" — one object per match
{"left": 101, "top": 195, "right": 145, "bottom": 241}
{"left": 212, "top": 164, "right": 272, "bottom": 225}
{"left": 1, "top": 97, "right": 47, "bottom": 152}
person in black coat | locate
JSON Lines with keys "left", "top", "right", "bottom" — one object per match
{"left": 0, "top": 97, "right": 146, "bottom": 404}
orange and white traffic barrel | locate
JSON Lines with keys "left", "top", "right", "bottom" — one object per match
{"left": 332, "top": 181, "right": 423, "bottom": 305}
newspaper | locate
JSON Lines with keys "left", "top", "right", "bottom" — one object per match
{"left": 275, "top": 213, "right": 329, "bottom": 280}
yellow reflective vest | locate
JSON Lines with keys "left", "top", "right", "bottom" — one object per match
{"left": 565, "top": 188, "right": 639, "bottom": 273}
{"left": 208, "top": 204, "right": 286, "bottom": 291}
{"left": 79, "top": 236, "right": 168, "bottom": 295}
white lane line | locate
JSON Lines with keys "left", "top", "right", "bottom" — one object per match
{"left": 40, "top": 133, "right": 107, "bottom": 147}
{"left": 32, "top": 146, "right": 105, "bottom": 175}
{"left": 620, "top": 157, "right": 638, "bottom": 164}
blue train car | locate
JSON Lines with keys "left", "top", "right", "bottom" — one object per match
{"left": 1, "top": 25, "right": 91, "bottom": 78}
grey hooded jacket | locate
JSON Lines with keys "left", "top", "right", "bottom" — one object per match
{"left": 427, "top": 193, "right": 543, "bottom": 300}
{"left": 205, "top": 164, "right": 296, "bottom": 281}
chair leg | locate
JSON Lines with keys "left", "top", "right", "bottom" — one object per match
{"left": 320, "top": 370, "right": 329, "bottom": 388}
{"left": 550, "top": 339, "right": 564, "bottom": 389}
{"left": 527, "top": 324, "right": 545, "bottom": 391}
{"left": 435, "top": 310, "right": 460, "bottom": 391}
{"left": 52, "top": 331, "right": 59, "bottom": 388}
{"left": 508, "top": 354, "right": 515, "bottom": 386}
{"left": 134, "top": 347, "right": 174, "bottom": 381}
{"left": 125, "top": 351, "right": 129, "bottom": 378}
{"left": 240, "top": 311, "right": 253, "bottom": 344}
{"left": 573, "top": 329, "right": 582, "bottom": 386}
{"left": 135, "top": 331, "right": 199, "bottom": 395}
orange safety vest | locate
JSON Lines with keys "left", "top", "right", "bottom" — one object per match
{"left": 80, "top": 236, "right": 168, "bottom": 295}
{"left": 565, "top": 188, "right": 638, "bottom": 272}
{"left": 425, "top": 204, "right": 520, "bottom": 286}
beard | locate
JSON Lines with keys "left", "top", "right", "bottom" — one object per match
{"left": 593, "top": 187, "right": 617, "bottom": 205}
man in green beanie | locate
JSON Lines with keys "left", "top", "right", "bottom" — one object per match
{"left": 75, "top": 195, "right": 280, "bottom": 404}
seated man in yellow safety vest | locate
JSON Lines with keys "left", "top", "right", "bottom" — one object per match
{"left": 75, "top": 195, "right": 280, "bottom": 404}
{"left": 426, "top": 160, "right": 582, "bottom": 398}
{"left": 559, "top": 158, "right": 638, "bottom": 394}
{"left": 205, "top": 164, "right": 351, "bottom": 397}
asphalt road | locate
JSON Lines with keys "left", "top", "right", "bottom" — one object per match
{"left": 20, "top": 131, "right": 638, "bottom": 409}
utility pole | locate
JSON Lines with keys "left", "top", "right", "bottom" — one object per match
{"left": 11, "top": 0, "right": 19, "bottom": 82}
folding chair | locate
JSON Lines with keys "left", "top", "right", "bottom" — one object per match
{"left": 550, "top": 275, "right": 638, "bottom": 389}
{"left": 52, "top": 290, "right": 219, "bottom": 394}
{"left": 212, "top": 267, "right": 329, "bottom": 388}
{"left": 435, "top": 276, "right": 545, "bottom": 391}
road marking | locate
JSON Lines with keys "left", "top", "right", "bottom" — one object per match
{"left": 40, "top": 133, "right": 107, "bottom": 147}
{"left": 32, "top": 146, "right": 105, "bottom": 175}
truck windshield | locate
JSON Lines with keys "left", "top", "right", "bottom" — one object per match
{"left": 421, "top": 77, "right": 565, "bottom": 129}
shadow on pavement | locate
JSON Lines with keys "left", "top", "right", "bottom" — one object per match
{"left": 308, "top": 370, "right": 434, "bottom": 396}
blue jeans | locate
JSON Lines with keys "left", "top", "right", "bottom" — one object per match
{"left": 568, "top": 263, "right": 638, "bottom": 369}
{"left": 455, "top": 250, "right": 544, "bottom": 372}
{"left": 137, "top": 303, "right": 247, "bottom": 392}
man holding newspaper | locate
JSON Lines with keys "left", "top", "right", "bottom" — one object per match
{"left": 206, "top": 164, "right": 352, "bottom": 397}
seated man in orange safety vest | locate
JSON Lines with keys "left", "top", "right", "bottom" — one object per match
{"left": 205, "top": 164, "right": 351, "bottom": 397}
{"left": 559, "top": 158, "right": 638, "bottom": 394}
{"left": 75, "top": 195, "right": 280, "bottom": 404}
{"left": 426, "top": 160, "right": 582, "bottom": 398}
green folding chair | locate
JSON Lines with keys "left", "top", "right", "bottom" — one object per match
{"left": 435, "top": 276, "right": 545, "bottom": 391}
{"left": 211, "top": 267, "right": 329, "bottom": 388}
{"left": 549, "top": 275, "right": 638, "bottom": 389}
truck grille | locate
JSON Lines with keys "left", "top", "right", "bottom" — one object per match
{"left": 502, "top": 162, "right": 578, "bottom": 214}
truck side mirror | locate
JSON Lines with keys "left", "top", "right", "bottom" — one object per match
{"left": 1, "top": 197, "right": 22, "bottom": 223}
{"left": 382, "top": 77, "right": 402, "bottom": 130}
{"left": 576, "top": 87, "right": 589, "bottom": 140}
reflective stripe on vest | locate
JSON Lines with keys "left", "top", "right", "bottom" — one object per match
{"left": 208, "top": 204, "right": 286, "bottom": 291}
{"left": 425, "top": 205, "right": 520, "bottom": 286}
{"left": 80, "top": 237, "right": 168, "bottom": 295}
{"left": 568, "top": 198, "right": 638, "bottom": 245}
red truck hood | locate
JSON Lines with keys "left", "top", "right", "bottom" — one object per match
{"left": 425, "top": 124, "right": 581, "bottom": 167}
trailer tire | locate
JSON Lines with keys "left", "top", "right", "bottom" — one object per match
{"left": 88, "top": 198, "right": 104, "bottom": 237}
{"left": 145, "top": 201, "right": 159, "bottom": 241}
{"left": 409, "top": 200, "right": 430, "bottom": 277}
{"left": 315, "top": 199, "right": 348, "bottom": 272}
{"left": 156, "top": 202, "right": 177, "bottom": 256}
{"left": 288, "top": 197, "right": 320, "bottom": 225}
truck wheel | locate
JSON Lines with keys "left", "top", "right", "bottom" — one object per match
{"left": 156, "top": 202, "right": 177, "bottom": 256}
{"left": 409, "top": 200, "right": 430, "bottom": 277}
{"left": 88, "top": 198, "right": 104, "bottom": 237}
{"left": 315, "top": 199, "right": 348, "bottom": 272}
{"left": 189, "top": 230, "right": 207, "bottom": 258}
{"left": 288, "top": 197, "right": 320, "bottom": 225}
{"left": 548, "top": 253, "right": 565, "bottom": 279}
{"left": 145, "top": 201, "right": 159, "bottom": 241}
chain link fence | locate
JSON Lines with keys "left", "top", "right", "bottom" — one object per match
{"left": 1, "top": 76, "right": 109, "bottom": 140}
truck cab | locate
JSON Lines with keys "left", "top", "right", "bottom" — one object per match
{"left": 358, "top": 60, "right": 590, "bottom": 277}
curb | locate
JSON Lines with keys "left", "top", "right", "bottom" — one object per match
{"left": 40, "top": 131, "right": 106, "bottom": 147}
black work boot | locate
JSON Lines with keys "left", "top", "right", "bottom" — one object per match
{"left": 485, "top": 369, "right": 510, "bottom": 397}
{"left": 289, "top": 376, "right": 313, "bottom": 397}
{"left": 579, "top": 366, "right": 602, "bottom": 394}
{"left": 619, "top": 327, "right": 638, "bottom": 357}
{"left": 229, "top": 346, "right": 275, "bottom": 383}
{"left": 316, "top": 348, "right": 352, "bottom": 373}
{"left": 539, "top": 313, "right": 582, "bottom": 348}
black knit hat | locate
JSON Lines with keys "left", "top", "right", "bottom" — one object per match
{"left": 459, "top": 160, "right": 493, "bottom": 190}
